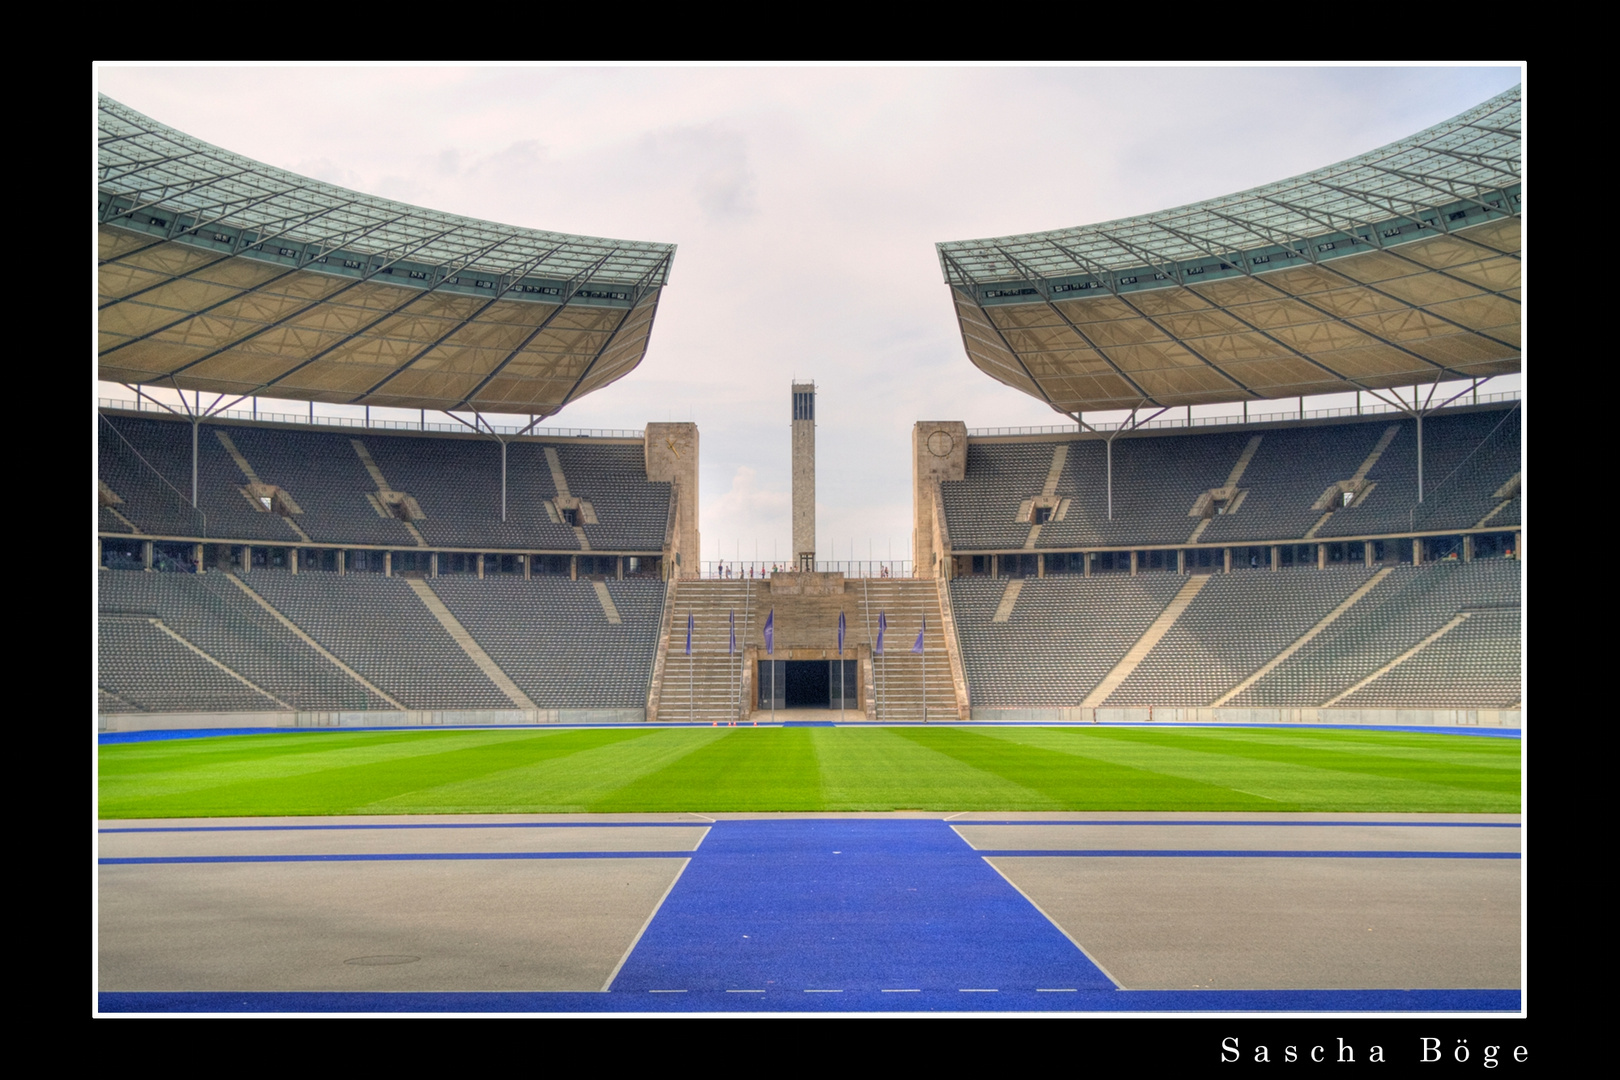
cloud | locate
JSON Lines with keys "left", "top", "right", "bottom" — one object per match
{"left": 703, "top": 466, "right": 790, "bottom": 562}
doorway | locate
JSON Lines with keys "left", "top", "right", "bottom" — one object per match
{"left": 758, "top": 660, "right": 858, "bottom": 709}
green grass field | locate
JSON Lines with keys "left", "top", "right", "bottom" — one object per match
{"left": 97, "top": 725, "right": 1521, "bottom": 818}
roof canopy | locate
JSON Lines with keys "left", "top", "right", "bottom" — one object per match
{"left": 936, "top": 88, "right": 1521, "bottom": 415}
{"left": 97, "top": 95, "right": 677, "bottom": 415}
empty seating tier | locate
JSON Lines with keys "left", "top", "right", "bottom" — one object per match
{"left": 99, "top": 570, "right": 392, "bottom": 712}
{"left": 99, "top": 616, "right": 281, "bottom": 713}
{"left": 244, "top": 572, "right": 513, "bottom": 711}
{"left": 97, "top": 414, "right": 670, "bottom": 553}
{"left": 950, "top": 575, "right": 1187, "bottom": 706}
{"left": 1104, "top": 566, "right": 1379, "bottom": 706}
{"left": 426, "top": 577, "right": 665, "bottom": 708}
{"left": 1230, "top": 560, "right": 1520, "bottom": 708}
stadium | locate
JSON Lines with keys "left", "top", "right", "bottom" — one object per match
{"left": 95, "top": 79, "right": 1523, "bottom": 1017}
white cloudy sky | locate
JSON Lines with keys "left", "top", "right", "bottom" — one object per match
{"left": 95, "top": 64, "right": 1523, "bottom": 567}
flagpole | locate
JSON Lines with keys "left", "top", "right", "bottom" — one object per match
{"left": 766, "top": 608, "right": 775, "bottom": 724}
{"left": 838, "top": 608, "right": 846, "bottom": 724}
{"left": 877, "top": 611, "right": 886, "bottom": 725}
{"left": 686, "top": 612, "right": 696, "bottom": 724}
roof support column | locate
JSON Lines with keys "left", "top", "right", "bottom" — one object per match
{"left": 1416, "top": 408, "right": 1425, "bottom": 503}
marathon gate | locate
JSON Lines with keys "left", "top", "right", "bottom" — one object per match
{"left": 757, "top": 660, "right": 857, "bottom": 710}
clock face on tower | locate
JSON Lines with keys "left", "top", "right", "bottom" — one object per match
{"left": 927, "top": 430, "right": 955, "bottom": 458}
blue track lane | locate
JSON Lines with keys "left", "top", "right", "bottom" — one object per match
{"left": 609, "top": 819, "right": 1115, "bottom": 994}
{"left": 98, "top": 989, "right": 1522, "bottom": 1013}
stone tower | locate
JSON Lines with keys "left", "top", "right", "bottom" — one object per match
{"left": 792, "top": 382, "right": 816, "bottom": 571}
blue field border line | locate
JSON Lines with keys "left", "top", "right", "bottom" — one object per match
{"left": 957, "top": 819, "right": 1521, "bottom": 827}
{"left": 98, "top": 820, "right": 1520, "bottom": 836}
{"left": 100, "top": 821, "right": 709, "bottom": 833}
{"left": 94, "top": 725, "right": 741, "bottom": 744}
{"left": 99, "top": 851, "right": 694, "bottom": 866}
{"left": 973, "top": 849, "right": 1521, "bottom": 859}
{"left": 834, "top": 723, "right": 1521, "bottom": 737}
{"left": 98, "top": 988, "right": 1522, "bottom": 1014}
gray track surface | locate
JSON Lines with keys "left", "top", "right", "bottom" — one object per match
{"left": 98, "top": 811, "right": 1520, "bottom": 997}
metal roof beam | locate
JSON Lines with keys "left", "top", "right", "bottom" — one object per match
{"left": 1354, "top": 161, "right": 1521, "bottom": 226}
{"left": 354, "top": 242, "right": 574, "bottom": 403}
{"left": 940, "top": 251, "right": 1065, "bottom": 413}
{"left": 1247, "top": 188, "right": 1520, "bottom": 305}
{"left": 448, "top": 247, "right": 639, "bottom": 412}
{"left": 1199, "top": 207, "right": 1491, "bottom": 382}
{"left": 1238, "top": 193, "right": 1520, "bottom": 354}
{"left": 1305, "top": 177, "right": 1521, "bottom": 267}
{"left": 247, "top": 233, "right": 516, "bottom": 397}
{"left": 133, "top": 226, "right": 454, "bottom": 380}
{"left": 1092, "top": 223, "right": 1372, "bottom": 395}
{"left": 98, "top": 148, "right": 212, "bottom": 185}
{"left": 100, "top": 213, "right": 418, "bottom": 360}
{"left": 98, "top": 202, "right": 364, "bottom": 310}
{"left": 991, "top": 245, "right": 1161, "bottom": 406}
{"left": 99, "top": 168, "right": 270, "bottom": 223}
{"left": 550, "top": 252, "right": 674, "bottom": 415}
{"left": 1047, "top": 237, "right": 1262, "bottom": 401}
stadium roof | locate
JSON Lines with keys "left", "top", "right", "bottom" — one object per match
{"left": 937, "top": 87, "right": 1521, "bottom": 416}
{"left": 97, "top": 95, "right": 677, "bottom": 415}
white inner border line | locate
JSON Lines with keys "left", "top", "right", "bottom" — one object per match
{"left": 977, "top": 850, "right": 1128, "bottom": 991}
{"left": 598, "top": 830, "right": 707, "bottom": 992}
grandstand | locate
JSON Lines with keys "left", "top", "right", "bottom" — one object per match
{"left": 97, "top": 93, "right": 695, "bottom": 728}
{"left": 98, "top": 87, "right": 1521, "bottom": 731}
{"left": 924, "top": 85, "right": 1522, "bottom": 724}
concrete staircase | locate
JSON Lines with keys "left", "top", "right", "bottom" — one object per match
{"left": 648, "top": 579, "right": 762, "bottom": 724}
{"left": 644, "top": 576, "right": 966, "bottom": 723}
{"left": 860, "top": 579, "right": 961, "bottom": 722}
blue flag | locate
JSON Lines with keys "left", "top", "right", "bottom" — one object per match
{"left": 912, "top": 616, "right": 925, "bottom": 654}
{"left": 838, "top": 609, "right": 845, "bottom": 654}
{"left": 686, "top": 612, "right": 693, "bottom": 655}
{"left": 729, "top": 609, "right": 736, "bottom": 655}
{"left": 764, "top": 608, "right": 774, "bottom": 655}
{"left": 876, "top": 612, "right": 886, "bottom": 655}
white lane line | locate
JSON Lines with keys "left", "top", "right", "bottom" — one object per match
{"left": 599, "top": 856, "right": 691, "bottom": 992}
{"left": 804, "top": 989, "right": 843, "bottom": 993}
{"left": 959, "top": 988, "right": 998, "bottom": 993}
{"left": 726, "top": 989, "right": 766, "bottom": 993}
{"left": 881, "top": 989, "right": 920, "bottom": 993}
{"left": 1036, "top": 988, "right": 1077, "bottom": 992}
{"left": 649, "top": 990, "right": 687, "bottom": 993}
{"left": 982, "top": 857, "right": 1127, "bottom": 990}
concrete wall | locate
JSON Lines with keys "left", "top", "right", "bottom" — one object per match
{"left": 969, "top": 706, "right": 1522, "bottom": 728}
{"left": 645, "top": 422, "right": 699, "bottom": 578}
{"left": 99, "top": 707, "right": 648, "bottom": 732}
{"left": 913, "top": 422, "right": 967, "bottom": 578}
